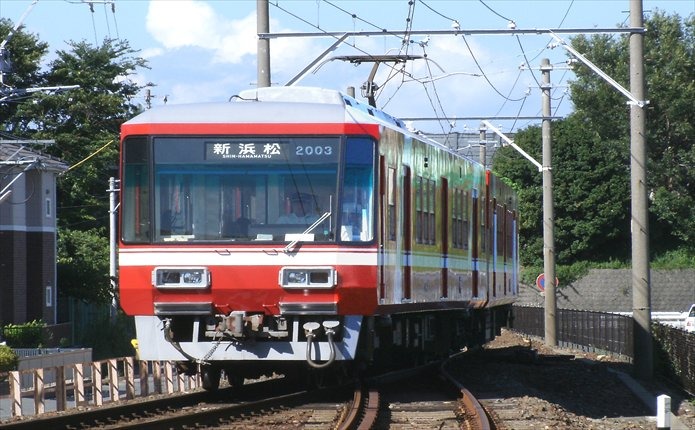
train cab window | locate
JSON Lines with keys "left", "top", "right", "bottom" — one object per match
{"left": 122, "top": 137, "right": 151, "bottom": 243}
{"left": 120, "top": 135, "right": 374, "bottom": 245}
{"left": 146, "top": 136, "right": 340, "bottom": 243}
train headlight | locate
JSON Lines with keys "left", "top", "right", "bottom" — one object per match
{"left": 279, "top": 266, "right": 336, "bottom": 289}
{"left": 287, "top": 271, "right": 307, "bottom": 284}
{"left": 152, "top": 267, "right": 211, "bottom": 289}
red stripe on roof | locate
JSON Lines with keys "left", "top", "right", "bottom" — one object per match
{"left": 121, "top": 122, "right": 380, "bottom": 138}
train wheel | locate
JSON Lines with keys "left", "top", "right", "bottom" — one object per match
{"left": 201, "top": 365, "right": 221, "bottom": 391}
{"left": 226, "top": 371, "right": 244, "bottom": 387}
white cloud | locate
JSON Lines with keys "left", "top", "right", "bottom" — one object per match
{"left": 145, "top": 0, "right": 256, "bottom": 63}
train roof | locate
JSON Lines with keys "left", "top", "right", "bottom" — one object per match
{"left": 123, "top": 87, "right": 405, "bottom": 129}
{"left": 123, "top": 86, "right": 467, "bottom": 162}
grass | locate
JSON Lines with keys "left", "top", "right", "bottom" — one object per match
{"left": 520, "top": 248, "right": 695, "bottom": 286}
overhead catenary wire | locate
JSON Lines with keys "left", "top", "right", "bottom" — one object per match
{"left": 272, "top": 1, "right": 423, "bottom": 100}
{"left": 64, "top": 139, "right": 115, "bottom": 174}
{"left": 273, "top": 0, "right": 621, "bottom": 133}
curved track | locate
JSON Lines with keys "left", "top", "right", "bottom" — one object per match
{"left": 0, "top": 356, "right": 495, "bottom": 430}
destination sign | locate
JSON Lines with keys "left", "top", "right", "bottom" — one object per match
{"left": 204, "top": 139, "right": 339, "bottom": 163}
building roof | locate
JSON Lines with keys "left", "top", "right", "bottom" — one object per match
{"left": 517, "top": 268, "right": 695, "bottom": 314}
{"left": 0, "top": 141, "right": 68, "bottom": 173}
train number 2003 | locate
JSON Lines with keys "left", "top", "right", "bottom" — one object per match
{"left": 295, "top": 145, "right": 333, "bottom": 156}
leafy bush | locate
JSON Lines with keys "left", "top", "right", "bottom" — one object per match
{"left": 0, "top": 344, "right": 19, "bottom": 373}
{"left": 652, "top": 249, "right": 695, "bottom": 269}
{"left": 2, "top": 320, "right": 46, "bottom": 348}
{"left": 78, "top": 313, "right": 135, "bottom": 360}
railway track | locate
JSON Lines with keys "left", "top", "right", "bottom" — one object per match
{"left": 0, "top": 358, "right": 492, "bottom": 429}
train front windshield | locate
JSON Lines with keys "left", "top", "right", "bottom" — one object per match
{"left": 121, "top": 136, "right": 375, "bottom": 244}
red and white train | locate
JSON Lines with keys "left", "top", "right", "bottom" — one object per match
{"left": 118, "top": 86, "right": 518, "bottom": 389}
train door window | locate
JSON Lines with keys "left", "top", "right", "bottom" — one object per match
{"left": 506, "top": 208, "right": 514, "bottom": 260}
{"left": 451, "top": 189, "right": 469, "bottom": 250}
{"left": 121, "top": 137, "right": 151, "bottom": 243}
{"left": 426, "top": 178, "right": 436, "bottom": 245}
{"left": 440, "top": 177, "right": 449, "bottom": 298}
{"left": 387, "top": 167, "right": 397, "bottom": 241}
{"left": 496, "top": 202, "right": 504, "bottom": 263}
{"left": 471, "top": 188, "right": 479, "bottom": 298}
{"left": 415, "top": 176, "right": 423, "bottom": 244}
{"left": 402, "top": 165, "right": 412, "bottom": 299}
{"left": 480, "top": 193, "right": 487, "bottom": 254}
{"left": 340, "top": 137, "right": 375, "bottom": 242}
{"left": 462, "top": 191, "right": 470, "bottom": 250}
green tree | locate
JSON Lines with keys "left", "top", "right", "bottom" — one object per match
{"left": 0, "top": 344, "right": 19, "bottom": 375}
{"left": 495, "top": 11, "right": 694, "bottom": 268}
{"left": 0, "top": 18, "right": 49, "bottom": 133}
{"left": 12, "top": 39, "right": 148, "bottom": 303}
{"left": 58, "top": 228, "right": 111, "bottom": 304}
{"left": 494, "top": 116, "right": 630, "bottom": 267}
{"left": 570, "top": 11, "right": 695, "bottom": 253}
{"left": 17, "top": 39, "right": 147, "bottom": 232}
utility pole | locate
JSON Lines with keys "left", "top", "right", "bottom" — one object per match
{"left": 108, "top": 177, "right": 120, "bottom": 323}
{"left": 630, "top": 0, "right": 652, "bottom": 379}
{"left": 541, "top": 58, "right": 557, "bottom": 347}
{"left": 257, "top": 0, "right": 271, "bottom": 88}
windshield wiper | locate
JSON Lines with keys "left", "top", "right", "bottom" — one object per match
{"left": 283, "top": 210, "right": 331, "bottom": 254}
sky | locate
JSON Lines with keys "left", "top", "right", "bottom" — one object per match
{"left": 1, "top": 0, "right": 693, "bottom": 134}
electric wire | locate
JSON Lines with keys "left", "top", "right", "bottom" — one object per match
{"left": 461, "top": 34, "right": 526, "bottom": 102}
{"left": 64, "top": 139, "right": 115, "bottom": 174}
{"left": 419, "top": 45, "right": 451, "bottom": 135}
{"left": 378, "top": 0, "right": 417, "bottom": 104}
{"left": 111, "top": 2, "right": 120, "bottom": 40}
{"left": 493, "top": 68, "right": 525, "bottom": 117}
{"left": 418, "top": 0, "right": 457, "bottom": 22}
{"left": 322, "top": 0, "right": 398, "bottom": 36}
{"left": 478, "top": 0, "right": 577, "bottom": 131}
{"left": 478, "top": 0, "right": 514, "bottom": 23}
{"left": 515, "top": 35, "right": 542, "bottom": 88}
{"left": 271, "top": 2, "right": 388, "bottom": 55}
{"left": 271, "top": 1, "right": 420, "bottom": 96}
{"left": 88, "top": 2, "right": 98, "bottom": 46}
{"left": 102, "top": 2, "right": 111, "bottom": 40}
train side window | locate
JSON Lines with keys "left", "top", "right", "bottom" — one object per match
{"left": 340, "top": 137, "right": 375, "bottom": 242}
{"left": 387, "top": 167, "right": 397, "bottom": 241}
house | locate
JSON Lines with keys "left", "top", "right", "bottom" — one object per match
{"left": 0, "top": 141, "right": 68, "bottom": 326}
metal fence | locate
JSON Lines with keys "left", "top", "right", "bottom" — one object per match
{"left": 511, "top": 305, "right": 695, "bottom": 395}
{"left": 652, "top": 323, "right": 695, "bottom": 395}
{"left": 510, "top": 305, "right": 634, "bottom": 358}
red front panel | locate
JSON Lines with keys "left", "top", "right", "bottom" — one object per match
{"left": 118, "top": 246, "right": 379, "bottom": 316}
